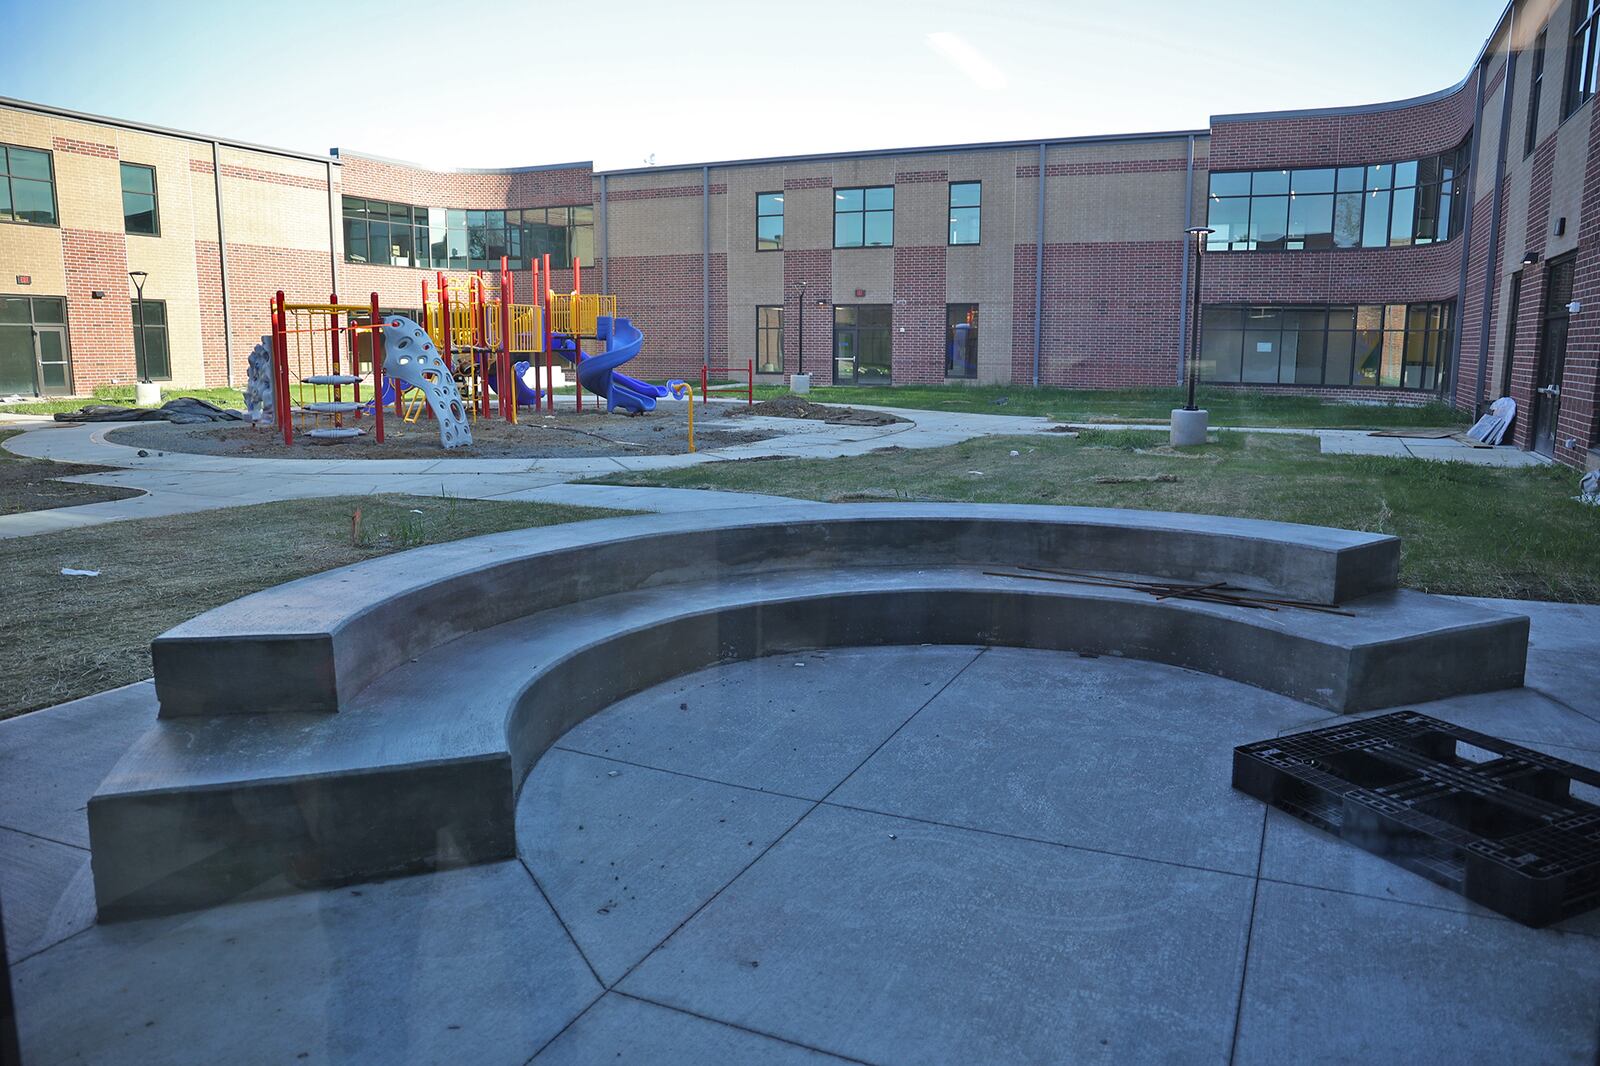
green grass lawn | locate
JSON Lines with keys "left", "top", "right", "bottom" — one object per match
{"left": 591, "top": 430, "right": 1599, "bottom": 603}
{"left": 0, "top": 494, "right": 625, "bottom": 717}
{"left": 744, "top": 383, "right": 1467, "bottom": 430}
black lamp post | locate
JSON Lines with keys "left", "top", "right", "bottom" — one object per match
{"left": 1183, "top": 228, "right": 1213, "bottom": 411}
{"left": 796, "top": 281, "right": 806, "bottom": 378}
{"left": 128, "top": 271, "right": 150, "bottom": 383}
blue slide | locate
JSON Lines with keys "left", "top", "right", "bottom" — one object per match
{"left": 555, "top": 315, "right": 672, "bottom": 414}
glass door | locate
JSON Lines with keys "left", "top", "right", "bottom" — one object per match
{"left": 1532, "top": 256, "right": 1574, "bottom": 458}
{"left": 832, "top": 305, "right": 892, "bottom": 385}
{"left": 36, "top": 327, "right": 70, "bottom": 395}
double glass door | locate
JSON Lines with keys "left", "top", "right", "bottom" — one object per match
{"left": 833, "top": 305, "right": 892, "bottom": 385}
{"left": 0, "top": 296, "right": 71, "bottom": 397}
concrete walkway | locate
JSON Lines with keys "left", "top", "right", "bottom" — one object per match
{"left": 0, "top": 402, "right": 1059, "bottom": 539}
{"left": 3, "top": 597, "right": 1597, "bottom": 1063}
{"left": 0, "top": 401, "right": 1550, "bottom": 539}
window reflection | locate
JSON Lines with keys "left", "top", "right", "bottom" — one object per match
{"left": 1200, "top": 302, "right": 1452, "bottom": 390}
{"left": 1206, "top": 141, "right": 1468, "bottom": 252}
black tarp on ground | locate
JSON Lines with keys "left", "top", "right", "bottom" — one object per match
{"left": 53, "top": 398, "right": 244, "bottom": 425}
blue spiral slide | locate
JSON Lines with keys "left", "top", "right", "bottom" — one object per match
{"left": 552, "top": 315, "right": 671, "bottom": 414}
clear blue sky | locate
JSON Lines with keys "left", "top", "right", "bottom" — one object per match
{"left": 1, "top": 0, "right": 1507, "bottom": 171}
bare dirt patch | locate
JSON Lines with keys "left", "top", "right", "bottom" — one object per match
{"left": 105, "top": 404, "right": 774, "bottom": 459}
{"left": 0, "top": 428, "right": 144, "bottom": 515}
{"left": 737, "top": 396, "right": 909, "bottom": 426}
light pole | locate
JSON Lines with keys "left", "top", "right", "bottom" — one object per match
{"left": 792, "top": 281, "right": 812, "bottom": 394}
{"left": 128, "top": 271, "right": 161, "bottom": 406}
{"left": 1172, "top": 227, "right": 1213, "bottom": 444}
{"left": 129, "top": 271, "right": 149, "bottom": 383}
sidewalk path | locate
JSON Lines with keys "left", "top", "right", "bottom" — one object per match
{"left": 0, "top": 401, "right": 1547, "bottom": 539}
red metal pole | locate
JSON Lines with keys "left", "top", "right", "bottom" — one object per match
{"left": 501, "top": 255, "right": 514, "bottom": 422}
{"left": 702, "top": 364, "right": 707, "bottom": 408}
{"left": 329, "top": 292, "right": 344, "bottom": 428}
{"left": 371, "top": 293, "right": 386, "bottom": 444}
{"left": 543, "top": 253, "right": 553, "bottom": 411}
{"left": 476, "top": 272, "right": 489, "bottom": 419}
{"left": 274, "top": 290, "right": 292, "bottom": 446}
{"left": 749, "top": 359, "right": 754, "bottom": 406}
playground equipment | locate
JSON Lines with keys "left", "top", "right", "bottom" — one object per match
{"left": 264, "top": 292, "right": 471, "bottom": 450}
{"left": 670, "top": 380, "right": 695, "bottom": 451}
{"left": 421, "top": 262, "right": 549, "bottom": 424}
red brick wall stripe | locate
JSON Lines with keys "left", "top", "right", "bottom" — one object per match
{"left": 52, "top": 136, "right": 117, "bottom": 159}
{"left": 606, "top": 184, "right": 727, "bottom": 202}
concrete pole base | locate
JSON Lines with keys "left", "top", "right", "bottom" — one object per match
{"left": 135, "top": 381, "right": 162, "bottom": 407}
{"left": 790, "top": 373, "right": 812, "bottom": 395}
{"left": 1170, "top": 408, "right": 1209, "bottom": 447}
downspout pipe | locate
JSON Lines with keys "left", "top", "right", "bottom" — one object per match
{"left": 1032, "top": 142, "right": 1045, "bottom": 386}
{"left": 1451, "top": 59, "right": 1489, "bottom": 402}
{"left": 211, "top": 141, "right": 234, "bottom": 387}
{"left": 1475, "top": 19, "right": 1517, "bottom": 417}
{"left": 599, "top": 173, "right": 609, "bottom": 294}
{"left": 325, "top": 159, "right": 339, "bottom": 294}
{"left": 702, "top": 165, "right": 711, "bottom": 370}
{"left": 1178, "top": 134, "right": 1196, "bottom": 386}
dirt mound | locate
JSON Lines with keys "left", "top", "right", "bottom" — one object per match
{"left": 742, "top": 396, "right": 908, "bottom": 426}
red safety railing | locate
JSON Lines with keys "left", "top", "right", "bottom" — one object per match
{"left": 701, "top": 360, "right": 754, "bottom": 407}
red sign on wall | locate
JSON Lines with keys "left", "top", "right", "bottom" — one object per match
{"left": 14, "top": 275, "right": 30, "bottom": 285}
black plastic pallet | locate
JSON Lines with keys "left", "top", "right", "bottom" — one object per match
{"left": 1233, "top": 711, "right": 1600, "bottom": 927}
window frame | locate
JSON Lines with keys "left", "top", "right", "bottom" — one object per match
{"left": 341, "top": 196, "right": 596, "bottom": 271}
{"left": 120, "top": 161, "right": 160, "bottom": 236}
{"left": 833, "top": 185, "right": 895, "bottom": 249}
{"left": 1527, "top": 26, "right": 1548, "bottom": 158}
{"left": 1198, "top": 301, "right": 1453, "bottom": 392}
{"left": 756, "top": 305, "right": 784, "bottom": 373}
{"left": 948, "top": 181, "right": 981, "bottom": 246}
{"left": 1206, "top": 144, "right": 1467, "bottom": 254}
{"left": 1565, "top": 0, "right": 1600, "bottom": 118}
{"left": 131, "top": 296, "right": 172, "bottom": 382}
{"left": 756, "top": 191, "right": 784, "bottom": 252}
{"left": 945, "top": 303, "right": 978, "bottom": 378}
{"left": 0, "top": 143, "right": 60, "bottom": 228}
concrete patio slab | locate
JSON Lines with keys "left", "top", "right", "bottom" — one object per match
{"left": 0, "top": 681, "right": 157, "bottom": 848}
{"left": 13, "top": 861, "right": 601, "bottom": 1065}
{"left": 534, "top": 992, "right": 848, "bottom": 1064}
{"left": 516, "top": 748, "right": 812, "bottom": 984}
{"left": 828, "top": 648, "right": 1330, "bottom": 875}
{"left": 1232, "top": 879, "right": 1600, "bottom": 1064}
{"left": 556, "top": 646, "right": 986, "bottom": 798}
{"left": 621, "top": 803, "right": 1257, "bottom": 1064}
{"left": 0, "top": 827, "right": 94, "bottom": 962}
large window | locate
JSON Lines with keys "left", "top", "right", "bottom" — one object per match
{"left": 1566, "top": 0, "right": 1600, "bottom": 117}
{"left": 946, "top": 304, "right": 977, "bottom": 377}
{"left": 132, "top": 298, "right": 171, "bottom": 382}
{"left": 121, "top": 163, "right": 159, "bottom": 235}
{"left": 833, "top": 305, "right": 892, "bottom": 384}
{"left": 1200, "top": 302, "right": 1452, "bottom": 391}
{"left": 0, "top": 144, "right": 58, "bottom": 226}
{"left": 1527, "top": 26, "right": 1547, "bottom": 158}
{"left": 342, "top": 197, "right": 594, "bottom": 271}
{"left": 1207, "top": 145, "right": 1467, "bottom": 252}
{"left": 756, "top": 192, "right": 783, "bottom": 251}
{"left": 948, "top": 182, "right": 980, "bottom": 245}
{"left": 756, "top": 306, "right": 783, "bottom": 373}
{"left": 834, "top": 186, "right": 894, "bottom": 248}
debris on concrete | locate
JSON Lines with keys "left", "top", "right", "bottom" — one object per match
{"left": 1464, "top": 396, "right": 1516, "bottom": 445}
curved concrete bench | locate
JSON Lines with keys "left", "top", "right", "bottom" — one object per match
{"left": 89, "top": 505, "right": 1527, "bottom": 920}
{"left": 150, "top": 504, "right": 1401, "bottom": 718}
